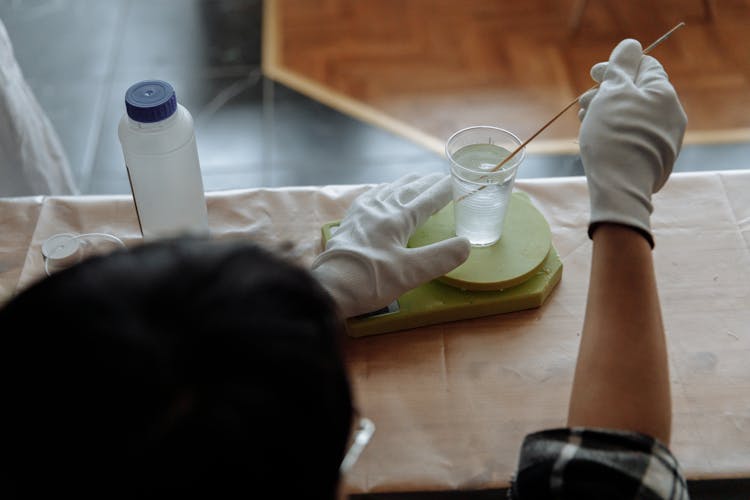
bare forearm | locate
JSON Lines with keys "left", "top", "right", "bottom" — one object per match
{"left": 567, "top": 223, "right": 671, "bottom": 444}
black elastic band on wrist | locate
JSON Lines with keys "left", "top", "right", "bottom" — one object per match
{"left": 588, "top": 222, "right": 655, "bottom": 249}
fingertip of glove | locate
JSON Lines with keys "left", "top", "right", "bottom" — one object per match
{"left": 422, "top": 235, "right": 472, "bottom": 264}
{"left": 590, "top": 62, "right": 608, "bottom": 83}
{"left": 609, "top": 38, "right": 643, "bottom": 75}
{"left": 402, "top": 172, "right": 451, "bottom": 198}
{"left": 431, "top": 172, "right": 453, "bottom": 190}
{"left": 418, "top": 172, "right": 448, "bottom": 184}
{"left": 403, "top": 173, "right": 454, "bottom": 215}
{"left": 449, "top": 236, "right": 472, "bottom": 262}
{"left": 428, "top": 171, "right": 450, "bottom": 181}
{"left": 616, "top": 38, "right": 643, "bottom": 54}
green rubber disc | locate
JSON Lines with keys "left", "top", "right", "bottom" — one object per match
{"left": 408, "top": 192, "right": 552, "bottom": 291}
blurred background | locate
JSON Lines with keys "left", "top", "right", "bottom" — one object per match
{"left": 2, "top": 3, "right": 750, "bottom": 498}
{"left": 1, "top": 0, "right": 749, "bottom": 195}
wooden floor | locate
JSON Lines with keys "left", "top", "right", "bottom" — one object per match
{"left": 263, "top": 0, "right": 750, "bottom": 154}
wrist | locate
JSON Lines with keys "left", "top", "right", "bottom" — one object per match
{"left": 589, "top": 222, "right": 654, "bottom": 249}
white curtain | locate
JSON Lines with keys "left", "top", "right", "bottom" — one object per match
{"left": 0, "top": 17, "right": 76, "bottom": 196}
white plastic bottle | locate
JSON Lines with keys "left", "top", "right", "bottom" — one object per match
{"left": 118, "top": 80, "right": 209, "bottom": 240}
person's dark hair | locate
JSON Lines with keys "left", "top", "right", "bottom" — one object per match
{"left": 0, "top": 238, "right": 353, "bottom": 499}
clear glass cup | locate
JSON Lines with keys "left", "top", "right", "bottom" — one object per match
{"left": 446, "top": 126, "right": 525, "bottom": 247}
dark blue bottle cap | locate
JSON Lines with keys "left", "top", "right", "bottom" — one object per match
{"left": 125, "top": 80, "right": 178, "bottom": 123}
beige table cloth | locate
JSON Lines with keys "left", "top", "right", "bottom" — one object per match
{"left": 1, "top": 170, "right": 749, "bottom": 494}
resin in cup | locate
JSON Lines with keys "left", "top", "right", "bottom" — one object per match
{"left": 451, "top": 143, "right": 515, "bottom": 246}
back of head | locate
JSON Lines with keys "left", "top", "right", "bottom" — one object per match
{"left": 0, "top": 238, "right": 352, "bottom": 499}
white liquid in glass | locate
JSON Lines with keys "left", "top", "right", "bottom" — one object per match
{"left": 451, "top": 143, "right": 515, "bottom": 246}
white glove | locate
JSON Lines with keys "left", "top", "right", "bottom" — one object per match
{"left": 578, "top": 39, "right": 687, "bottom": 247}
{"left": 311, "top": 173, "right": 471, "bottom": 318}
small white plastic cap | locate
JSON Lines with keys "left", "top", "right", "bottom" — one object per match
{"left": 42, "top": 233, "right": 82, "bottom": 268}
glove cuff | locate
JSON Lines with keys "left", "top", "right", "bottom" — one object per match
{"left": 589, "top": 188, "right": 655, "bottom": 248}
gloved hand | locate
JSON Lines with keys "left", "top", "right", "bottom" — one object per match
{"left": 311, "top": 173, "right": 471, "bottom": 318}
{"left": 577, "top": 39, "right": 687, "bottom": 247}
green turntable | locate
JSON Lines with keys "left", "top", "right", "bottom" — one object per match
{"left": 322, "top": 191, "right": 562, "bottom": 337}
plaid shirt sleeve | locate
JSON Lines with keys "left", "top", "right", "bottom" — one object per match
{"left": 510, "top": 427, "right": 689, "bottom": 499}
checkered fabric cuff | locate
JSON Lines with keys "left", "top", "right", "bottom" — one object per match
{"left": 510, "top": 427, "right": 689, "bottom": 499}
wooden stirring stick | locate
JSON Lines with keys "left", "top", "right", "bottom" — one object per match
{"left": 456, "top": 22, "right": 686, "bottom": 203}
